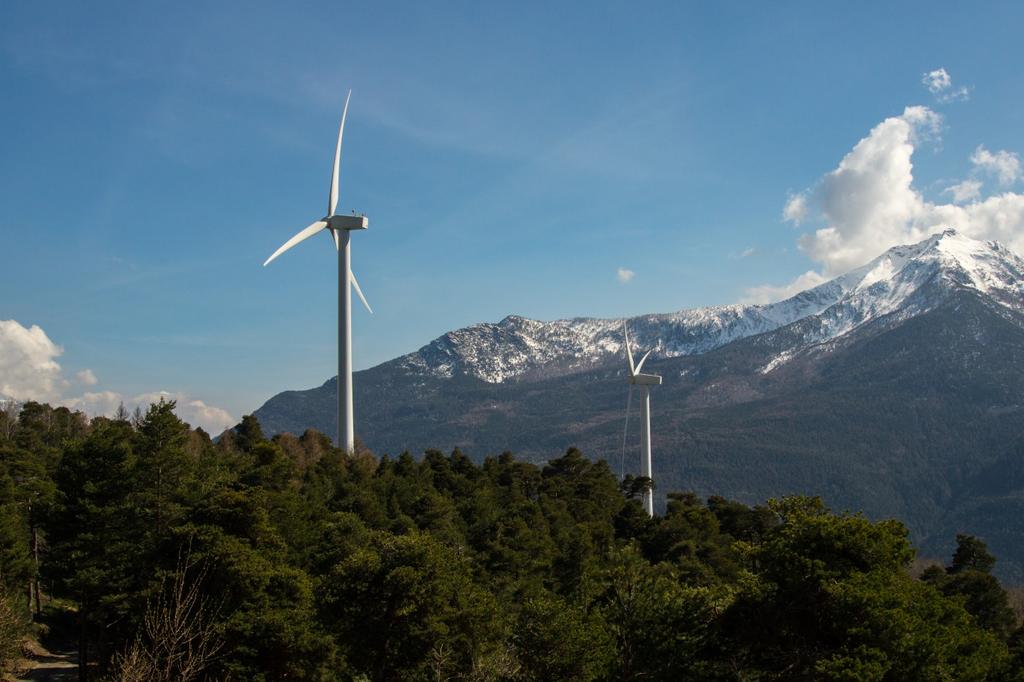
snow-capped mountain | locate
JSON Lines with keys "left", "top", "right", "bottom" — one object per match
{"left": 788, "top": 228, "right": 1024, "bottom": 339}
{"left": 253, "top": 229, "right": 1024, "bottom": 581}
{"left": 394, "top": 229, "right": 1024, "bottom": 384}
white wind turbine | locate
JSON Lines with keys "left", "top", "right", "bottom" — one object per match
{"left": 622, "top": 321, "right": 661, "bottom": 517}
{"left": 263, "top": 90, "right": 372, "bottom": 452}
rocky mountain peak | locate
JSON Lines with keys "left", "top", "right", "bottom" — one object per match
{"left": 391, "top": 231, "right": 1024, "bottom": 385}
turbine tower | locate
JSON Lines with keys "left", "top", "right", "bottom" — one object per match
{"left": 623, "top": 321, "right": 661, "bottom": 516}
{"left": 263, "top": 90, "right": 372, "bottom": 452}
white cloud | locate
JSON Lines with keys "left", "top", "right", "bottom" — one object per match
{"left": 901, "top": 105, "right": 943, "bottom": 139}
{"left": 944, "top": 179, "right": 982, "bottom": 204}
{"left": 922, "top": 67, "right": 970, "bottom": 103}
{"left": 742, "top": 270, "right": 829, "bottom": 304}
{"left": 753, "top": 105, "right": 1024, "bottom": 298}
{"left": 65, "top": 389, "right": 237, "bottom": 434}
{"left": 944, "top": 87, "right": 970, "bottom": 103}
{"left": 65, "top": 391, "right": 124, "bottom": 416}
{"left": 180, "top": 399, "right": 236, "bottom": 434}
{"left": 939, "top": 146, "right": 1019, "bottom": 207}
{"left": 617, "top": 267, "right": 635, "bottom": 283}
{"left": 0, "top": 320, "right": 65, "bottom": 402}
{"left": 0, "top": 319, "right": 236, "bottom": 434}
{"left": 132, "top": 391, "right": 237, "bottom": 434}
{"left": 75, "top": 368, "right": 98, "bottom": 386}
{"left": 783, "top": 193, "right": 808, "bottom": 225}
{"left": 962, "top": 192, "right": 1024, "bottom": 246}
{"left": 971, "top": 145, "right": 1021, "bottom": 186}
{"left": 729, "top": 247, "right": 757, "bottom": 260}
{"left": 797, "top": 106, "right": 942, "bottom": 275}
{"left": 922, "top": 68, "right": 951, "bottom": 94}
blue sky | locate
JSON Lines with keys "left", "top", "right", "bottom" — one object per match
{"left": 3, "top": 1, "right": 1023, "bottom": 430}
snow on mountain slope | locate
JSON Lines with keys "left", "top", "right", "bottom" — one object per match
{"left": 397, "top": 300, "right": 839, "bottom": 383}
{"left": 395, "top": 230, "right": 1024, "bottom": 384}
{"left": 784, "top": 229, "right": 1024, "bottom": 346}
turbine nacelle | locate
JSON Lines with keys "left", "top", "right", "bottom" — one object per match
{"left": 327, "top": 214, "right": 369, "bottom": 231}
{"left": 621, "top": 320, "right": 660, "bottom": 518}
{"left": 263, "top": 91, "right": 371, "bottom": 269}
{"left": 262, "top": 89, "right": 372, "bottom": 451}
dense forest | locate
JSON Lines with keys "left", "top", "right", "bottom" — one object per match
{"left": 0, "top": 400, "right": 1021, "bottom": 680}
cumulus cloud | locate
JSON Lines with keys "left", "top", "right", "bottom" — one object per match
{"left": 65, "top": 391, "right": 124, "bottom": 416}
{"left": 944, "top": 179, "right": 983, "bottom": 204}
{"left": 783, "top": 193, "right": 808, "bottom": 225}
{"left": 901, "top": 105, "right": 943, "bottom": 138}
{"left": 971, "top": 145, "right": 1021, "bottom": 186}
{"left": 0, "top": 320, "right": 65, "bottom": 401}
{"left": 795, "top": 106, "right": 943, "bottom": 275}
{"left": 617, "top": 267, "right": 635, "bottom": 283}
{"left": 65, "top": 389, "right": 237, "bottom": 434}
{"left": 922, "top": 68, "right": 952, "bottom": 94}
{"left": 939, "top": 146, "right": 1019, "bottom": 207}
{"left": 75, "top": 368, "right": 98, "bottom": 386}
{"left": 742, "top": 270, "right": 828, "bottom": 305}
{"left": 1, "top": 318, "right": 236, "bottom": 434}
{"left": 64, "top": 389, "right": 235, "bottom": 433}
{"left": 751, "top": 105, "right": 1024, "bottom": 302}
{"left": 132, "top": 391, "right": 237, "bottom": 434}
{"left": 922, "top": 67, "right": 970, "bottom": 103}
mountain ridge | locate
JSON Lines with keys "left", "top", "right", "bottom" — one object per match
{"left": 255, "top": 228, "right": 1024, "bottom": 436}
{"left": 382, "top": 229, "right": 1024, "bottom": 386}
{"left": 253, "top": 229, "right": 1024, "bottom": 579}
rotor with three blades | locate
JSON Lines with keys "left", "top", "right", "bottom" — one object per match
{"left": 263, "top": 90, "right": 373, "bottom": 314}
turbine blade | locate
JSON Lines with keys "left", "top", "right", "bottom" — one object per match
{"left": 263, "top": 220, "right": 328, "bottom": 266}
{"left": 350, "top": 271, "right": 373, "bottom": 314}
{"left": 328, "top": 90, "right": 352, "bottom": 217}
{"left": 621, "top": 384, "right": 633, "bottom": 481}
{"left": 623, "top": 321, "right": 636, "bottom": 375}
{"left": 330, "top": 228, "right": 340, "bottom": 250}
{"left": 634, "top": 349, "right": 653, "bottom": 375}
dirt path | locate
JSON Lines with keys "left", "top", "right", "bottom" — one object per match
{"left": 13, "top": 641, "right": 78, "bottom": 682}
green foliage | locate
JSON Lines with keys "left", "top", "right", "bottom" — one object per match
{"left": 0, "top": 466, "right": 32, "bottom": 595}
{"left": 595, "top": 545, "right": 732, "bottom": 680}
{"left": 134, "top": 400, "right": 197, "bottom": 541}
{"left": 922, "top": 534, "right": 1018, "bottom": 640}
{"left": 951, "top": 533, "right": 999, "bottom": 574}
{"left": 815, "top": 570, "right": 1007, "bottom": 680}
{"left": 720, "top": 498, "right": 1012, "bottom": 679}
{"left": 0, "top": 591, "right": 26, "bottom": 671}
{"left": 514, "top": 593, "right": 615, "bottom": 681}
{"left": 47, "top": 419, "right": 137, "bottom": 608}
{"left": 1, "top": 405, "right": 1017, "bottom": 680}
{"left": 323, "top": 530, "right": 501, "bottom": 680}
{"left": 234, "top": 413, "right": 266, "bottom": 453}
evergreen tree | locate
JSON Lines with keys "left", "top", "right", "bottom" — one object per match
{"left": 46, "top": 418, "right": 138, "bottom": 677}
{"left": 18, "top": 407, "right": 1018, "bottom": 681}
{"left": 923, "top": 534, "right": 1017, "bottom": 640}
{"left": 321, "top": 530, "right": 501, "bottom": 680}
{"left": 134, "top": 400, "right": 195, "bottom": 543}
{"left": 720, "top": 497, "right": 1009, "bottom": 678}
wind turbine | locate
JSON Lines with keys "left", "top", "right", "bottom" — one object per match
{"left": 263, "top": 90, "right": 372, "bottom": 452}
{"left": 622, "top": 321, "right": 661, "bottom": 517}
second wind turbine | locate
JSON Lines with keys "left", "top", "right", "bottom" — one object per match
{"left": 263, "top": 90, "right": 373, "bottom": 453}
{"left": 623, "top": 322, "right": 661, "bottom": 517}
